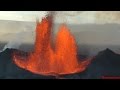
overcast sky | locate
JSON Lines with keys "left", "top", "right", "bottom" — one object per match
{"left": 0, "top": 11, "right": 120, "bottom": 34}
{"left": 1, "top": 11, "right": 120, "bottom": 53}
{"left": 0, "top": 11, "right": 120, "bottom": 24}
{"left": 0, "top": 11, "right": 47, "bottom": 22}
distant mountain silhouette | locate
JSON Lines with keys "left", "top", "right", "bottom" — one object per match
{"left": 83, "top": 48, "right": 120, "bottom": 79}
{"left": 0, "top": 48, "right": 54, "bottom": 79}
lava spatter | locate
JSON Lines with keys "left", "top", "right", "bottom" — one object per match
{"left": 13, "top": 15, "right": 91, "bottom": 76}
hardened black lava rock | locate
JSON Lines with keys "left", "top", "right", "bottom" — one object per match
{"left": 1, "top": 48, "right": 120, "bottom": 79}
{"left": 82, "top": 48, "right": 120, "bottom": 79}
{"left": 0, "top": 48, "right": 55, "bottom": 79}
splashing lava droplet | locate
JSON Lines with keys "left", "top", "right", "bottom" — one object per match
{"left": 13, "top": 15, "right": 92, "bottom": 76}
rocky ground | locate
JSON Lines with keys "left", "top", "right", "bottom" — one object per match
{"left": 0, "top": 48, "right": 120, "bottom": 79}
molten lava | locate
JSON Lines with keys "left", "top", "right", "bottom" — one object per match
{"left": 13, "top": 15, "right": 91, "bottom": 76}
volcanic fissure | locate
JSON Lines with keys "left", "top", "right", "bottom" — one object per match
{"left": 12, "top": 15, "right": 92, "bottom": 76}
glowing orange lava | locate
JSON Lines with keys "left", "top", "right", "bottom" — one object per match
{"left": 13, "top": 15, "right": 91, "bottom": 76}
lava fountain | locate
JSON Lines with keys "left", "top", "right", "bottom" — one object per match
{"left": 12, "top": 15, "right": 92, "bottom": 76}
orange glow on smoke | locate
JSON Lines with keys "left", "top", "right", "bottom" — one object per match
{"left": 13, "top": 15, "right": 91, "bottom": 76}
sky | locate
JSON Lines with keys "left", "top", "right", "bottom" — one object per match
{"left": 0, "top": 11, "right": 47, "bottom": 22}
{"left": 0, "top": 11, "right": 120, "bottom": 24}
{"left": 54, "top": 11, "right": 120, "bottom": 24}
{"left": 1, "top": 11, "right": 120, "bottom": 54}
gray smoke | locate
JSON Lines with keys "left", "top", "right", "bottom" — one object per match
{"left": 0, "top": 12, "right": 51, "bottom": 52}
{"left": 0, "top": 30, "right": 35, "bottom": 52}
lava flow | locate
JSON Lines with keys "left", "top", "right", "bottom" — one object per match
{"left": 12, "top": 15, "right": 92, "bottom": 76}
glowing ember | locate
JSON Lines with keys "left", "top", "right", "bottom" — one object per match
{"left": 13, "top": 15, "right": 91, "bottom": 76}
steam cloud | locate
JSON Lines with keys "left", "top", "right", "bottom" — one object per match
{"left": 0, "top": 31, "right": 35, "bottom": 52}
